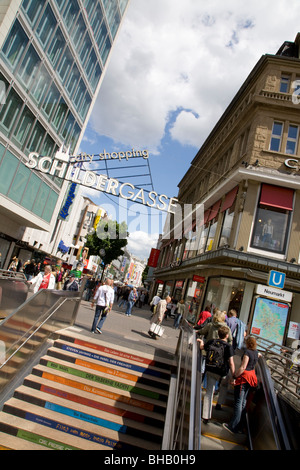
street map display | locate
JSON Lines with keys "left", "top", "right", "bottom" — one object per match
{"left": 251, "top": 297, "right": 289, "bottom": 345}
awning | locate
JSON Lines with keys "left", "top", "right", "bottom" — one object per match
{"left": 221, "top": 186, "right": 239, "bottom": 212}
{"left": 260, "top": 184, "right": 294, "bottom": 211}
{"left": 207, "top": 200, "right": 221, "bottom": 222}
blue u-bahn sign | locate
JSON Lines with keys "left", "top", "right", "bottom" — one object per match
{"left": 268, "top": 270, "right": 286, "bottom": 289}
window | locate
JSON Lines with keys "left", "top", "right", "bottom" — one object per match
{"left": 63, "top": 0, "right": 80, "bottom": 33}
{"left": 79, "top": 33, "right": 92, "bottom": 67}
{"left": 36, "top": 4, "right": 57, "bottom": 48}
{"left": 100, "top": 36, "right": 112, "bottom": 65}
{"left": 0, "top": 87, "right": 23, "bottom": 133}
{"left": 52, "top": 97, "right": 68, "bottom": 131}
{"left": 1, "top": 20, "right": 28, "bottom": 70}
{"left": 218, "top": 186, "right": 238, "bottom": 247}
{"left": 26, "top": 121, "right": 45, "bottom": 154}
{"left": 7, "top": 163, "right": 31, "bottom": 204}
{"left": 70, "top": 13, "right": 86, "bottom": 51}
{"left": 22, "top": 0, "right": 44, "bottom": 27}
{"left": 66, "top": 63, "right": 80, "bottom": 96}
{"left": 285, "top": 124, "right": 299, "bottom": 155}
{"left": 280, "top": 76, "right": 290, "bottom": 93}
{"left": 42, "top": 82, "right": 60, "bottom": 117}
{"left": 17, "top": 44, "right": 41, "bottom": 92}
{"left": 90, "top": 63, "right": 102, "bottom": 92}
{"left": 57, "top": 46, "right": 73, "bottom": 83}
{"left": 270, "top": 122, "right": 283, "bottom": 152}
{"left": 13, "top": 107, "right": 35, "bottom": 146}
{"left": 47, "top": 27, "right": 66, "bottom": 68}
{"left": 30, "top": 64, "right": 51, "bottom": 105}
{"left": 0, "top": 150, "right": 19, "bottom": 195}
{"left": 250, "top": 184, "right": 294, "bottom": 255}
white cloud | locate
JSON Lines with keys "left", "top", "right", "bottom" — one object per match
{"left": 126, "top": 231, "right": 159, "bottom": 260}
{"left": 89, "top": 0, "right": 300, "bottom": 153}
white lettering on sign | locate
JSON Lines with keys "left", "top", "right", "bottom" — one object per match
{"left": 26, "top": 153, "right": 178, "bottom": 214}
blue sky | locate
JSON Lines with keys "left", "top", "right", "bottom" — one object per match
{"left": 79, "top": 0, "right": 300, "bottom": 259}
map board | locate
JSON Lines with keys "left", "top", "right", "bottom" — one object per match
{"left": 251, "top": 297, "right": 289, "bottom": 345}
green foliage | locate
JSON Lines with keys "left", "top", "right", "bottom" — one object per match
{"left": 85, "top": 219, "right": 128, "bottom": 268}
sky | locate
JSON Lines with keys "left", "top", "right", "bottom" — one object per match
{"left": 79, "top": 0, "right": 300, "bottom": 260}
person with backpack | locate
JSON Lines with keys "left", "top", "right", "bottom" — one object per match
{"left": 197, "top": 326, "right": 235, "bottom": 424}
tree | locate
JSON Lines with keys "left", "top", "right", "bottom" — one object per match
{"left": 85, "top": 218, "right": 128, "bottom": 281}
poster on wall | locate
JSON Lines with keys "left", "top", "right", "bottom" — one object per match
{"left": 251, "top": 297, "right": 289, "bottom": 345}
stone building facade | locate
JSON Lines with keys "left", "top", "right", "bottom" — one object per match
{"left": 152, "top": 34, "right": 300, "bottom": 347}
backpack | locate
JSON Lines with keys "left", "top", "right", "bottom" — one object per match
{"left": 205, "top": 340, "right": 228, "bottom": 376}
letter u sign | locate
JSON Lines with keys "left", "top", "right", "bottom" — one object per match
{"left": 268, "top": 270, "right": 286, "bottom": 289}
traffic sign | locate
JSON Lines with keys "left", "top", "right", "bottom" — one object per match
{"left": 268, "top": 270, "right": 286, "bottom": 289}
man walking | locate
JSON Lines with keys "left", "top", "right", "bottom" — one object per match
{"left": 91, "top": 279, "right": 114, "bottom": 334}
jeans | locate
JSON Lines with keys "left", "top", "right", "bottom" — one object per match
{"left": 91, "top": 305, "right": 107, "bottom": 332}
{"left": 202, "top": 371, "right": 221, "bottom": 420}
{"left": 118, "top": 299, "right": 127, "bottom": 308}
{"left": 173, "top": 313, "right": 182, "bottom": 329}
{"left": 125, "top": 300, "right": 134, "bottom": 316}
{"left": 229, "top": 382, "right": 251, "bottom": 432}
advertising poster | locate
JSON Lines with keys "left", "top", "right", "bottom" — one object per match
{"left": 251, "top": 297, "right": 289, "bottom": 345}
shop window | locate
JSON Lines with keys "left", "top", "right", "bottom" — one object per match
{"left": 218, "top": 186, "right": 238, "bottom": 247}
{"left": 203, "top": 277, "right": 246, "bottom": 315}
{"left": 250, "top": 184, "right": 294, "bottom": 255}
{"left": 185, "top": 279, "right": 204, "bottom": 321}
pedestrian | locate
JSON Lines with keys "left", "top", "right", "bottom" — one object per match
{"left": 125, "top": 287, "right": 138, "bottom": 316}
{"left": 194, "top": 305, "right": 212, "bottom": 330}
{"left": 150, "top": 294, "right": 161, "bottom": 313}
{"left": 91, "top": 279, "right": 114, "bottom": 334}
{"left": 197, "top": 309, "right": 233, "bottom": 345}
{"left": 56, "top": 267, "right": 66, "bottom": 290}
{"left": 174, "top": 298, "right": 185, "bottom": 329}
{"left": 64, "top": 274, "right": 79, "bottom": 291}
{"left": 148, "top": 295, "right": 171, "bottom": 339}
{"left": 138, "top": 291, "right": 145, "bottom": 308}
{"left": 197, "top": 326, "right": 235, "bottom": 424}
{"left": 29, "top": 265, "right": 56, "bottom": 293}
{"left": 118, "top": 287, "right": 130, "bottom": 309}
{"left": 24, "top": 259, "right": 38, "bottom": 280}
{"left": 223, "top": 336, "right": 259, "bottom": 435}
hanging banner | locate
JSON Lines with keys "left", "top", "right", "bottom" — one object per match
{"left": 148, "top": 248, "right": 161, "bottom": 267}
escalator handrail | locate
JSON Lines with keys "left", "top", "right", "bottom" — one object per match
{"left": 257, "top": 355, "right": 291, "bottom": 450}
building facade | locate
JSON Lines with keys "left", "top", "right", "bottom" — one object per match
{"left": 0, "top": 0, "right": 130, "bottom": 269}
{"left": 152, "top": 34, "right": 300, "bottom": 348}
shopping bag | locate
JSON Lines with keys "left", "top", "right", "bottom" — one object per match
{"left": 150, "top": 322, "right": 164, "bottom": 336}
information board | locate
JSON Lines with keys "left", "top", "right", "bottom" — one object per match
{"left": 251, "top": 297, "right": 289, "bottom": 345}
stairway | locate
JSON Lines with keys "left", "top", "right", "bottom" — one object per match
{"left": 0, "top": 330, "right": 173, "bottom": 450}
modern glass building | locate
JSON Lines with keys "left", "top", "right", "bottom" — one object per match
{"left": 0, "top": 0, "right": 130, "bottom": 268}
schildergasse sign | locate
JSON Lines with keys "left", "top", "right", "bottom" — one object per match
{"left": 26, "top": 145, "right": 178, "bottom": 214}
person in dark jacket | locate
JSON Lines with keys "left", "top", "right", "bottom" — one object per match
{"left": 64, "top": 275, "right": 79, "bottom": 291}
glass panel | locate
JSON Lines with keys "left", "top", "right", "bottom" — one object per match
{"left": 36, "top": 4, "right": 57, "bottom": 48}
{"left": 21, "top": 172, "right": 41, "bottom": 211}
{"left": 7, "top": 163, "right": 31, "bottom": 204}
{"left": 41, "top": 134, "right": 56, "bottom": 157}
{"left": 42, "top": 82, "right": 60, "bottom": 117}
{"left": 61, "top": 112, "right": 75, "bottom": 141}
{"left": 47, "top": 26, "right": 66, "bottom": 68}
{"left": 52, "top": 97, "right": 68, "bottom": 131}
{"left": 30, "top": 63, "right": 51, "bottom": 105}
{"left": 280, "top": 76, "right": 290, "bottom": 93}
{"left": 251, "top": 206, "right": 290, "bottom": 254}
{"left": 63, "top": 0, "right": 80, "bottom": 32}
{"left": 95, "top": 21, "right": 108, "bottom": 53}
{"left": 110, "top": 10, "right": 121, "bottom": 39}
{"left": 57, "top": 46, "right": 73, "bottom": 82}
{"left": 90, "top": 63, "right": 102, "bottom": 92}
{"left": 79, "top": 92, "right": 92, "bottom": 121}
{"left": 42, "top": 189, "right": 58, "bottom": 223}
{"left": 1, "top": 20, "right": 28, "bottom": 69}
{"left": 270, "top": 122, "right": 283, "bottom": 152}
{"left": 119, "top": 0, "right": 129, "bottom": 15}
{"left": 17, "top": 44, "right": 41, "bottom": 93}
{"left": 0, "top": 150, "right": 19, "bottom": 195}
{"left": 32, "top": 182, "right": 50, "bottom": 217}
{"left": 83, "top": 0, "right": 97, "bottom": 18}
{"left": 100, "top": 36, "right": 111, "bottom": 65}
{"left": 219, "top": 209, "right": 235, "bottom": 247}
{"left": 90, "top": 3, "right": 103, "bottom": 36}
{"left": 205, "top": 220, "right": 217, "bottom": 252}
{"left": 203, "top": 277, "right": 246, "bottom": 315}
{"left": 66, "top": 63, "right": 80, "bottom": 96}
{"left": 22, "top": 0, "right": 44, "bottom": 27}
{"left": 0, "top": 88, "right": 23, "bottom": 132}
{"left": 26, "top": 121, "right": 45, "bottom": 153}
{"left": 79, "top": 33, "right": 92, "bottom": 67}
{"left": 286, "top": 125, "right": 298, "bottom": 155}
{"left": 70, "top": 13, "right": 86, "bottom": 50}
{"left": 69, "top": 122, "right": 81, "bottom": 152}
{"left": 85, "top": 49, "right": 97, "bottom": 80}
{"left": 13, "top": 107, "right": 35, "bottom": 146}
{"left": 73, "top": 79, "right": 86, "bottom": 110}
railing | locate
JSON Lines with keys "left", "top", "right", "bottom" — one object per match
{"left": 0, "top": 280, "right": 85, "bottom": 395}
{"left": 254, "top": 335, "right": 300, "bottom": 411}
{"left": 162, "top": 321, "right": 202, "bottom": 450}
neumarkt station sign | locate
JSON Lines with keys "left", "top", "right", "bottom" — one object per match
{"left": 26, "top": 146, "right": 178, "bottom": 214}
